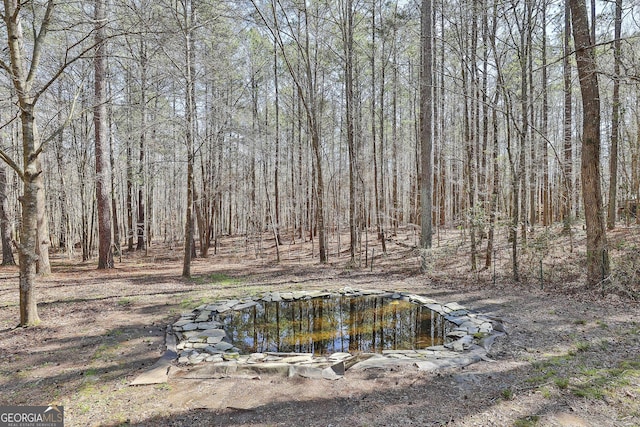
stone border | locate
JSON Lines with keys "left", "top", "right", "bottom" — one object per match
{"left": 165, "top": 288, "right": 505, "bottom": 380}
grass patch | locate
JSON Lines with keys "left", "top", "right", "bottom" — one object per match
{"left": 514, "top": 415, "right": 540, "bottom": 427}
{"left": 575, "top": 341, "right": 591, "bottom": 352}
{"left": 117, "top": 297, "right": 134, "bottom": 306}
{"left": 191, "top": 273, "right": 242, "bottom": 286}
{"left": 554, "top": 377, "right": 569, "bottom": 389}
{"left": 179, "top": 296, "right": 209, "bottom": 309}
{"left": 501, "top": 388, "right": 514, "bottom": 400}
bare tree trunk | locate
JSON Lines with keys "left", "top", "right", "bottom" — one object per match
{"left": 569, "top": 0, "right": 610, "bottom": 287}
{"left": 0, "top": 165, "right": 15, "bottom": 265}
{"left": 137, "top": 39, "right": 147, "bottom": 252}
{"left": 109, "top": 93, "right": 121, "bottom": 257}
{"left": 2, "top": 0, "right": 58, "bottom": 325}
{"left": 94, "top": 0, "right": 113, "bottom": 269}
{"left": 563, "top": 0, "right": 573, "bottom": 232}
{"left": 126, "top": 69, "right": 135, "bottom": 251}
{"left": 343, "top": 0, "right": 357, "bottom": 264}
{"left": 273, "top": 39, "right": 282, "bottom": 245}
{"left": 486, "top": 91, "right": 500, "bottom": 269}
{"left": 182, "top": 0, "right": 196, "bottom": 277}
{"left": 542, "top": 0, "right": 550, "bottom": 226}
{"left": 607, "top": 0, "right": 621, "bottom": 230}
{"left": 419, "top": 0, "right": 434, "bottom": 269}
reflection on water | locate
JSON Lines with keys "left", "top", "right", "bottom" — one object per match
{"left": 217, "top": 296, "right": 453, "bottom": 356}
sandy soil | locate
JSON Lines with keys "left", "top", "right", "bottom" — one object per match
{"left": 1, "top": 225, "right": 639, "bottom": 426}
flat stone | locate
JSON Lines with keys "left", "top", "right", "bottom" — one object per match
{"left": 181, "top": 323, "right": 199, "bottom": 331}
{"left": 280, "top": 292, "right": 293, "bottom": 300}
{"left": 443, "top": 302, "right": 466, "bottom": 312}
{"left": 233, "top": 301, "right": 258, "bottom": 310}
{"left": 410, "top": 295, "right": 437, "bottom": 304}
{"left": 199, "top": 329, "right": 227, "bottom": 338}
{"left": 292, "top": 291, "right": 307, "bottom": 299}
{"left": 278, "top": 355, "right": 313, "bottom": 363}
{"left": 197, "top": 321, "right": 222, "bottom": 329}
{"left": 425, "top": 303, "right": 443, "bottom": 313}
{"left": 222, "top": 352, "right": 240, "bottom": 361}
{"left": 206, "top": 336, "right": 224, "bottom": 345}
{"left": 192, "top": 343, "right": 209, "bottom": 349}
{"left": 360, "top": 289, "right": 386, "bottom": 295}
{"left": 237, "top": 362, "right": 291, "bottom": 377}
{"left": 414, "top": 360, "right": 441, "bottom": 371}
{"left": 306, "top": 291, "right": 333, "bottom": 298}
{"left": 208, "top": 300, "right": 239, "bottom": 313}
{"left": 270, "top": 292, "right": 282, "bottom": 302}
{"left": 447, "top": 330, "right": 468, "bottom": 338}
{"left": 351, "top": 356, "right": 413, "bottom": 370}
{"left": 203, "top": 346, "right": 217, "bottom": 354}
{"left": 213, "top": 341, "right": 234, "bottom": 352}
{"left": 290, "top": 365, "right": 324, "bottom": 379}
{"left": 173, "top": 319, "right": 193, "bottom": 327}
{"left": 328, "top": 352, "right": 353, "bottom": 361}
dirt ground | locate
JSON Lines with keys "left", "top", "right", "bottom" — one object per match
{"left": 1, "top": 225, "right": 639, "bottom": 426}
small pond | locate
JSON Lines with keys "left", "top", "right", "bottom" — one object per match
{"left": 217, "top": 295, "right": 454, "bottom": 356}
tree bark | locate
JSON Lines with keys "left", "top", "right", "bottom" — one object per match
{"left": 2, "top": 0, "right": 58, "bottom": 325}
{"left": 569, "top": 0, "right": 611, "bottom": 287}
{"left": 419, "top": 0, "right": 434, "bottom": 269}
{"left": 94, "top": 0, "right": 114, "bottom": 269}
{"left": 607, "top": 0, "right": 621, "bottom": 230}
{"left": 0, "top": 165, "right": 15, "bottom": 266}
{"left": 563, "top": 0, "right": 573, "bottom": 232}
{"left": 182, "top": 0, "right": 197, "bottom": 277}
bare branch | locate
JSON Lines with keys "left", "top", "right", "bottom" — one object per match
{"left": 0, "top": 149, "right": 24, "bottom": 181}
{"left": 32, "top": 76, "right": 85, "bottom": 160}
{"left": 25, "top": 0, "right": 55, "bottom": 92}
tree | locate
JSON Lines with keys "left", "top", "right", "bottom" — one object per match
{"left": 0, "top": 164, "right": 15, "bottom": 266}
{"left": 568, "top": 0, "right": 610, "bottom": 287}
{"left": 340, "top": 0, "right": 358, "bottom": 264}
{"left": 181, "top": 0, "right": 197, "bottom": 278}
{"left": 563, "top": 0, "right": 573, "bottom": 233}
{"left": 94, "top": 0, "right": 114, "bottom": 269}
{"left": 419, "top": 0, "right": 433, "bottom": 271}
{"left": 607, "top": 0, "right": 622, "bottom": 230}
{"left": 0, "top": 0, "right": 58, "bottom": 325}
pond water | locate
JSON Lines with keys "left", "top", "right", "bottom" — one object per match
{"left": 217, "top": 295, "right": 454, "bottom": 356}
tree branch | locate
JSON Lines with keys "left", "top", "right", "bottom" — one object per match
{"left": 0, "top": 148, "right": 24, "bottom": 181}
{"left": 32, "top": 76, "right": 84, "bottom": 161}
{"left": 25, "top": 0, "right": 55, "bottom": 92}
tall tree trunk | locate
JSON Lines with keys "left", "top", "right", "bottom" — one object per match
{"left": 126, "top": 69, "right": 135, "bottom": 251}
{"left": 0, "top": 165, "right": 15, "bottom": 265}
{"left": 344, "top": 0, "right": 357, "bottom": 264}
{"left": 419, "top": 0, "right": 434, "bottom": 270}
{"left": 2, "top": 0, "right": 57, "bottom": 325}
{"left": 137, "top": 38, "right": 147, "bottom": 251}
{"left": 563, "top": 0, "right": 573, "bottom": 232}
{"left": 182, "top": 0, "right": 197, "bottom": 277}
{"left": 542, "top": 0, "right": 550, "bottom": 226}
{"left": 607, "top": 0, "right": 622, "bottom": 230}
{"left": 569, "top": 0, "right": 611, "bottom": 287}
{"left": 109, "top": 92, "right": 121, "bottom": 257}
{"left": 273, "top": 39, "right": 281, "bottom": 245}
{"left": 94, "top": 0, "right": 113, "bottom": 269}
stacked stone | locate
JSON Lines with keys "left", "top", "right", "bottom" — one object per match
{"left": 170, "top": 288, "right": 506, "bottom": 378}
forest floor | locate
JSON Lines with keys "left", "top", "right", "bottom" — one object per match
{"left": 1, "top": 223, "right": 640, "bottom": 426}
